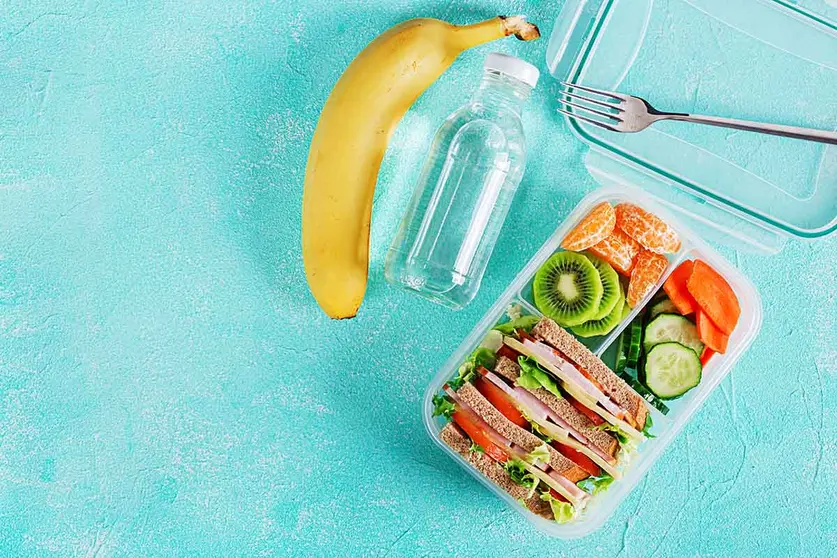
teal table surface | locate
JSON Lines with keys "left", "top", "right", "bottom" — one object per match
{"left": 2, "top": 1, "right": 836, "bottom": 556}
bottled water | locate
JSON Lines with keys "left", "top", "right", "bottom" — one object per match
{"left": 385, "top": 53, "right": 539, "bottom": 309}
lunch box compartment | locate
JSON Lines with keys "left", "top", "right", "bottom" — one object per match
{"left": 512, "top": 191, "right": 692, "bottom": 357}
{"left": 423, "top": 185, "right": 762, "bottom": 538}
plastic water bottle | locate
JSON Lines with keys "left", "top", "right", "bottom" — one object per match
{"left": 385, "top": 53, "right": 539, "bottom": 309}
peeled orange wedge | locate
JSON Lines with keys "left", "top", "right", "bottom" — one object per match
{"left": 615, "top": 203, "right": 680, "bottom": 254}
{"left": 627, "top": 250, "right": 668, "bottom": 307}
{"left": 589, "top": 228, "right": 640, "bottom": 276}
{"left": 561, "top": 202, "right": 616, "bottom": 252}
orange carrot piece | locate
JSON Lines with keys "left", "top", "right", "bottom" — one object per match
{"left": 663, "top": 260, "right": 697, "bottom": 315}
{"left": 696, "top": 311, "right": 729, "bottom": 354}
{"left": 627, "top": 250, "right": 668, "bottom": 308}
{"left": 561, "top": 202, "right": 616, "bottom": 252}
{"left": 589, "top": 228, "right": 640, "bottom": 276}
{"left": 687, "top": 260, "right": 740, "bottom": 335}
{"left": 700, "top": 346, "right": 716, "bottom": 366}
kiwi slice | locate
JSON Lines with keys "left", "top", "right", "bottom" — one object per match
{"left": 533, "top": 252, "right": 603, "bottom": 327}
{"left": 572, "top": 285, "right": 626, "bottom": 338}
{"left": 584, "top": 252, "right": 620, "bottom": 321}
{"left": 620, "top": 296, "right": 632, "bottom": 320}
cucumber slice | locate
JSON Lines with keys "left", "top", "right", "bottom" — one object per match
{"left": 649, "top": 298, "right": 678, "bottom": 319}
{"left": 626, "top": 319, "right": 643, "bottom": 368}
{"left": 644, "top": 313, "right": 704, "bottom": 356}
{"left": 645, "top": 342, "right": 702, "bottom": 399}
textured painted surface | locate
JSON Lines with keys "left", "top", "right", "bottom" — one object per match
{"left": 1, "top": 1, "right": 836, "bottom": 556}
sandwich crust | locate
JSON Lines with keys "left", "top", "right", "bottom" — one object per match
{"left": 495, "top": 356, "right": 522, "bottom": 383}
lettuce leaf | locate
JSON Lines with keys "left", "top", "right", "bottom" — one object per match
{"left": 530, "top": 422, "right": 553, "bottom": 443}
{"left": 469, "top": 442, "right": 484, "bottom": 455}
{"left": 593, "top": 422, "right": 631, "bottom": 446}
{"left": 516, "top": 357, "right": 563, "bottom": 400}
{"left": 431, "top": 394, "right": 455, "bottom": 420}
{"left": 503, "top": 458, "right": 537, "bottom": 489}
{"left": 446, "top": 374, "right": 470, "bottom": 392}
{"left": 506, "top": 304, "right": 523, "bottom": 321}
{"left": 576, "top": 473, "right": 614, "bottom": 496}
{"left": 493, "top": 315, "right": 540, "bottom": 335}
{"left": 526, "top": 442, "right": 551, "bottom": 466}
{"left": 450, "top": 348, "right": 497, "bottom": 390}
{"left": 467, "top": 347, "right": 497, "bottom": 371}
{"left": 642, "top": 412, "right": 655, "bottom": 439}
{"left": 540, "top": 492, "right": 576, "bottom": 524}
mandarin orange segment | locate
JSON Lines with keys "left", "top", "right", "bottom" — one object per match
{"left": 615, "top": 203, "right": 681, "bottom": 254}
{"left": 588, "top": 228, "right": 640, "bottom": 276}
{"left": 561, "top": 202, "right": 616, "bottom": 252}
{"left": 627, "top": 249, "right": 668, "bottom": 308}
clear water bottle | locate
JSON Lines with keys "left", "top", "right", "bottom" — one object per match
{"left": 385, "top": 53, "right": 539, "bottom": 309}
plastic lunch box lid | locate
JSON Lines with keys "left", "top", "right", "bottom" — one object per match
{"left": 423, "top": 184, "right": 764, "bottom": 538}
{"left": 545, "top": 0, "right": 837, "bottom": 254}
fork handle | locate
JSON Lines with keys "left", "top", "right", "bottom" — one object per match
{"left": 658, "top": 113, "right": 837, "bottom": 145}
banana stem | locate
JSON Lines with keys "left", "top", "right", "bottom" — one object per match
{"left": 452, "top": 16, "right": 540, "bottom": 49}
{"left": 500, "top": 16, "right": 541, "bottom": 41}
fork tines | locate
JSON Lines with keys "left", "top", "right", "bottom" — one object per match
{"left": 558, "top": 82, "right": 626, "bottom": 132}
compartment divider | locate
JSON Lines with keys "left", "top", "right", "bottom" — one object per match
{"left": 592, "top": 246, "right": 694, "bottom": 357}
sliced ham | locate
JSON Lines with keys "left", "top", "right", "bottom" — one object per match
{"left": 547, "top": 468, "right": 590, "bottom": 504}
{"left": 482, "top": 370, "right": 618, "bottom": 468}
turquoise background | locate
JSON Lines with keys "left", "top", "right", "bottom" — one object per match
{"left": 2, "top": 1, "right": 836, "bottom": 556}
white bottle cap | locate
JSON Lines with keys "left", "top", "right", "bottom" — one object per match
{"left": 484, "top": 53, "right": 540, "bottom": 88}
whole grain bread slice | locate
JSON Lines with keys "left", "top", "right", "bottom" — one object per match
{"left": 440, "top": 423, "right": 530, "bottom": 500}
{"left": 456, "top": 382, "right": 588, "bottom": 483}
{"left": 495, "top": 356, "right": 523, "bottom": 383}
{"left": 531, "top": 318, "right": 648, "bottom": 430}
{"left": 494, "top": 356, "right": 618, "bottom": 458}
{"left": 440, "top": 423, "right": 553, "bottom": 519}
{"left": 526, "top": 492, "right": 554, "bottom": 520}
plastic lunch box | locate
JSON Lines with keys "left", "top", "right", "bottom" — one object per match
{"left": 422, "top": 0, "right": 837, "bottom": 539}
{"left": 423, "top": 185, "right": 762, "bottom": 538}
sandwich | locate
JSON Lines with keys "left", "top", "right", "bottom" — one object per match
{"left": 512, "top": 317, "right": 650, "bottom": 441}
{"left": 433, "top": 315, "right": 653, "bottom": 523}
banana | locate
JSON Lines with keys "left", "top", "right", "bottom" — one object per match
{"left": 302, "top": 16, "right": 540, "bottom": 319}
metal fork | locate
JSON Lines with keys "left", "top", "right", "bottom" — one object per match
{"left": 559, "top": 82, "right": 837, "bottom": 145}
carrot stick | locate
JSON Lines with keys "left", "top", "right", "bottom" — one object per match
{"left": 700, "top": 347, "right": 716, "bottom": 366}
{"left": 696, "top": 311, "right": 729, "bottom": 354}
{"left": 686, "top": 260, "right": 740, "bottom": 335}
{"left": 663, "top": 260, "right": 697, "bottom": 315}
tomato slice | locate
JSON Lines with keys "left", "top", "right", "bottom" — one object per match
{"left": 566, "top": 394, "right": 605, "bottom": 426}
{"left": 552, "top": 441, "right": 601, "bottom": 477}
{"left": 549, "top": 488, "right": 567, "bottom": 502}
{"left": 517, "top": 329, "right": 536, "bottom": 343}
{"left": 474, "top": 374, "right": 529, "bottom": 428}
{"left": 451, "top": 408, "right": 508, "bottom": 463}
{"left": 497, "top": 344, "right": 522, "bottom": 362}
